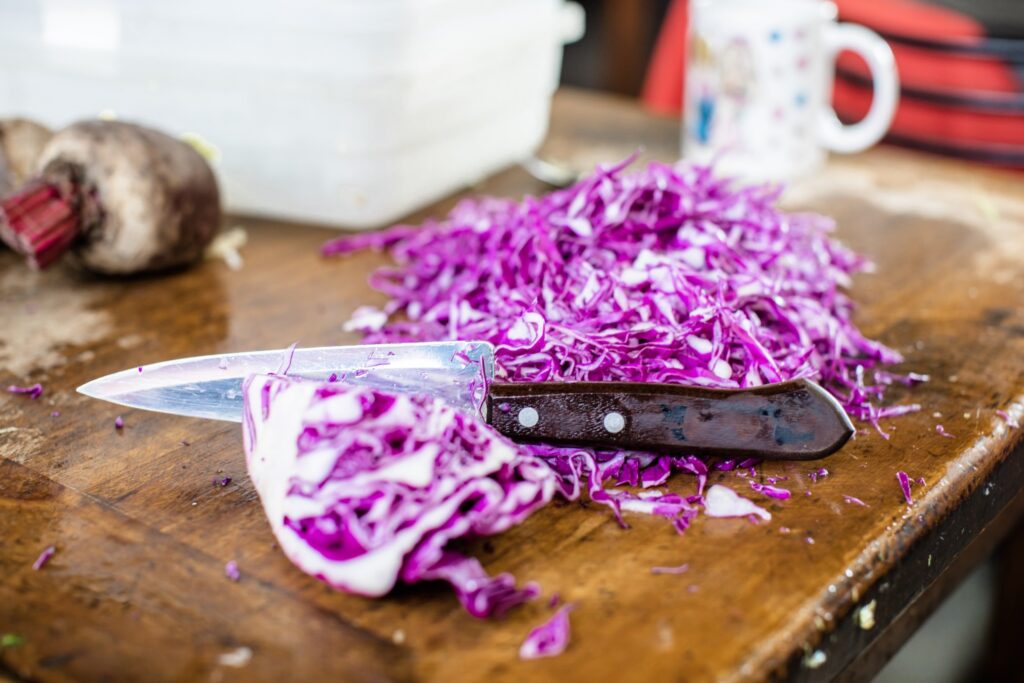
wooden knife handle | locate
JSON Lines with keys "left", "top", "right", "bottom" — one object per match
{"left": 486, "top": 378, "right": 854, "bottom": 460}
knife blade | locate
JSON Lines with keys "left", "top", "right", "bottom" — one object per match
{"left": 78, "top": 341, "right": 854, "bottom": 460}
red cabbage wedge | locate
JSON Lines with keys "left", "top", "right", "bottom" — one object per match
{"left": 242, "top": 374, "right": 556, "bottom": 616}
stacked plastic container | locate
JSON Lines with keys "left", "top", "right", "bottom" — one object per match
{"left": 0, "top": 0, "right": 584, "bottom": 227}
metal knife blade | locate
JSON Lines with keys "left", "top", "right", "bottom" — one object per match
{"left": 77, "top": 341, "right": 494, "bottom": 422}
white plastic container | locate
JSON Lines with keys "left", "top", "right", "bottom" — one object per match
{"left": 0, "top": 0, "right": 584, "bottom": 227}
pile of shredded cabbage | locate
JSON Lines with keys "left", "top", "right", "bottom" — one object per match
{"left": 323, "top": 159, "right": 921, "bottom": 530}
{"left": 242, "top": 373, "right": 555, "bottom": 617}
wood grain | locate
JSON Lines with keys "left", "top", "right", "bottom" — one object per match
{"left": 2, "top": 89, "right": 1023, "bottom": 683}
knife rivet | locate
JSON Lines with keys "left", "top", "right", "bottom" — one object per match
{"left": 604, "top": 411, "right": 625, "bottom": 434}
{"left": 518, "top": 407, "right": 539, "bottom": 428}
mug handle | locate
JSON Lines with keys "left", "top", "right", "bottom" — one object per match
{"left": 819, "top": 23, "right": 899, "bottom": 154}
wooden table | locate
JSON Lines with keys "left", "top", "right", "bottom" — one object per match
{"left": 2, "top": 89, "right": 1023, "bottom": 683}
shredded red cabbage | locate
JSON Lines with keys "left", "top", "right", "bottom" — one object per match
{"left": 749, "top": 480, "right": 792, "bottom": 500}
{"left": 996, "top": 409, "right": 1019, "bottom": 429}
{"left": 651, "top": 562, "right": 689, "bottom": 574}
{"left": 896, "top": 471, "right": 914, "bottom": 505}
{"left": 704, "top": 484, "right": 771, "bottom": 521}
{"left": 114, "top": 416, "right": 124, "bottom": 430}
{"left": 842, "top": 495, "right": 868, "bottom": 507}
{"left": 242, "top": 374, "right": 555, "bottom": 617}
{"left": 519, "top": 605, "right": 574, "bottom": 660}
{"left": 276, "top": 342, "right": 298, "bottom": 375}
{"left": 225, "top": 560, "right": 241, "bottom": 581}
{"left": 32, "top": 545, "right": 55, "bottom": 570}
{"left": 7, "top": 383, "right": 43, "bottom": 399}
{"left": 324, "top": 159, "right": 919, "bottom": 526}
{"left": 935, "top": 424, "right": 954, "bottom": 438}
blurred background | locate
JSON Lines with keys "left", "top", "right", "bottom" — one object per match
{"left": 564, "top": 0, "right": 1024, "bottom": 170}
{"left": 561, "top": 0, "right": 672, "bottom": 96}
{"left": 4, "top": 0, "right": 1020, "bottom": 233}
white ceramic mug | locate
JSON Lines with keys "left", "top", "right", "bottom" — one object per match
{"left": 682, "top": 0, "right": 898, "bottom": 181}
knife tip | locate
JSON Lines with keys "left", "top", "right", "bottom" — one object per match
{"left": 76, "top": 379, "right": 102, "bottom": 399}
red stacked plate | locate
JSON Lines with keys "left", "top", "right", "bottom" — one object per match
{"left": 833, "top": 0, "right": 1024, "bottom": 169}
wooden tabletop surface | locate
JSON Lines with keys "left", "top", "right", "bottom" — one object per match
{"left": 2, "top": 88, "right": 1023, "bottom": 683}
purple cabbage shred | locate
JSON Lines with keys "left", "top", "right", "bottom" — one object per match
{"left": 996, "top": 409, "right": 1019, "bottom": 429}
{"left": 704, "top": 484, "right": 771, "bottom": 521}
{"left": 7, "top": 383, "right": 43, "bottom": 399}
{"left": 519, "top": 605, "right": 574, "bottom": 660}
{"left": 32, "top": 545, "right": 56, "bottom": 570}
{"left": 809, "top": 467, "right": 829, "bottom": 483}
{"left": 276, "top": 342, "right": 298, "bottom": 375}
{"left": 749, "top": 480, "right": 792, "bottom": 500}
{"left": 896, "top": 471, "right": 914, "bottom": 505}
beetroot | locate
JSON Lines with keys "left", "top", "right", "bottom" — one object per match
{"left": 0, "top": 120, "right": 220, "bottom": 274}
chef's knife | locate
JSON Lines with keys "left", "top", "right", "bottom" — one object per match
{"left": 78, "top": 341, "right": 853, "bottom": 460}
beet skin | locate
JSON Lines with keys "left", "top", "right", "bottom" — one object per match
{"left": 35, "top": 120, "right": 221, "bottom": 274}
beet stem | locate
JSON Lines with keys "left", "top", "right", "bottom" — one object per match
{"left": 0, "top": 180, "right": 81, "bottom": 269}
